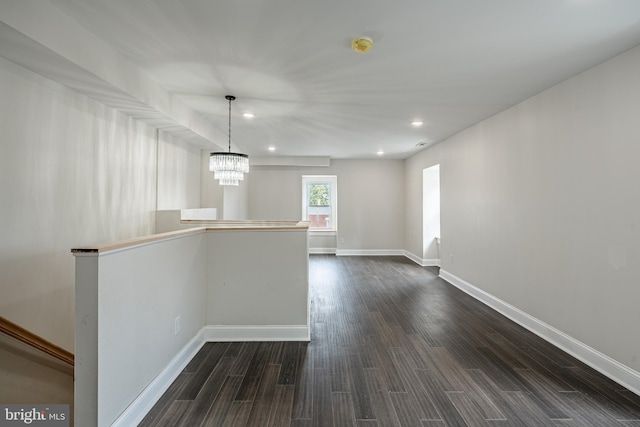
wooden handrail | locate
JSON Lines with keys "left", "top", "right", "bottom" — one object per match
{"left": 71, "top": 221, "right": 310, "bottom": 255}
{"left": 0, "top": 316, "right": 74, "bottom": 366}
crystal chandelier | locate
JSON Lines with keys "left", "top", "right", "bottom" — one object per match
{"left": 209, "top": 95, "right": 249, "bottom": 186}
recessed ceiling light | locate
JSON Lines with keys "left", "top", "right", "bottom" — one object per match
{"left": 243, "top": 113, "right": 255, "bottom": 119}
{"left": 268, "top": 146, "right": 276, "bottom": 152}
{"left": 377, "top": 150, "right": 384, "bottom": 156}
{"left": 411, "top": 120, "right": 424, "bottom": 127}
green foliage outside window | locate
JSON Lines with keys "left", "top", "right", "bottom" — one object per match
{"left": 308, "top": 184, "right": 330, "bottom": 206}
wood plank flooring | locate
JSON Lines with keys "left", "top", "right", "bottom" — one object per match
{"left": 140, "top": 255, "right": 640, "bottom": 426}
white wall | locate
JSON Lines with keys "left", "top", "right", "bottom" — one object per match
{"left": 0, "top": 56, "right": 201, "bottom": 352}
{"left": 157, "top": 131, "right": 201, "bottom": 210}
{"left": 75, "top": 232, "right": 207, "bottom": 426}
{"left": 98, "top": 236, "right": 207, "bottom": 426}
{"left": 0, "top": 58, "right": 156, "bottom": 350}
{"left": 222, "top": 181, "right": 249, "bottom": 220}
{"left": 247, "top": 159, "right": 405, "bottom": 252}
{"left": 405, "top": 44, "right": 640, "bottom": 374}
{"left": 206, "top": 229, "right": 309, "bottom": 326}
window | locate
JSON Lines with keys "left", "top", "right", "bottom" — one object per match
{"left": 302, "top": 175, "right": 337, "bottom": 232}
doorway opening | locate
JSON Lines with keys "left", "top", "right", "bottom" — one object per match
{"left": 423, "top": 164, "right": 441, "bottom": 265}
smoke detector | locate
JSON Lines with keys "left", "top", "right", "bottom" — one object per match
{"left": 352, "top": 37, "right": 373, "bottom": 53}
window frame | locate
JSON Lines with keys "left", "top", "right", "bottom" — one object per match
{"left": 301, "top": 175, "right": 338, "bottom": 233}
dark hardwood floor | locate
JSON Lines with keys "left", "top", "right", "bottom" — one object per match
{"left": 140, "top": 255, "right": 640, "bottom": 426}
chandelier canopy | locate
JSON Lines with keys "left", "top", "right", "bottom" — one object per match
{"left": 209, "top": 95, "right": 249, "bottom": 186}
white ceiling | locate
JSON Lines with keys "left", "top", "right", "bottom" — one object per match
{"left": 16, "top": 1, "right": 640, "bottom": 158}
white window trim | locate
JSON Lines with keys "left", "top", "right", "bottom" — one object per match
{"left": 302, "top": 175, "right": 337, "bottom": 233}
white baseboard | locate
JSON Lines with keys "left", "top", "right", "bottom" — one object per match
{"left": 312, "top": 248, "right": 441, "bottom": 267}
{"left": 204, "top": 325, "right": 311, "bottom": 342}
{"left": 111, "top": 328, "right": 207, "bottom": 427}
{"left": 403, "top": 250, "right": 440, "bottom": 267}
{"left": 336, "top": 249, "right": 405, "bottom": 256}
{"left": 439, "top": 269, "right": 640, "bottom": 396}
{"left": 309, "top": 247, "right": 336, "bottom": 254}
